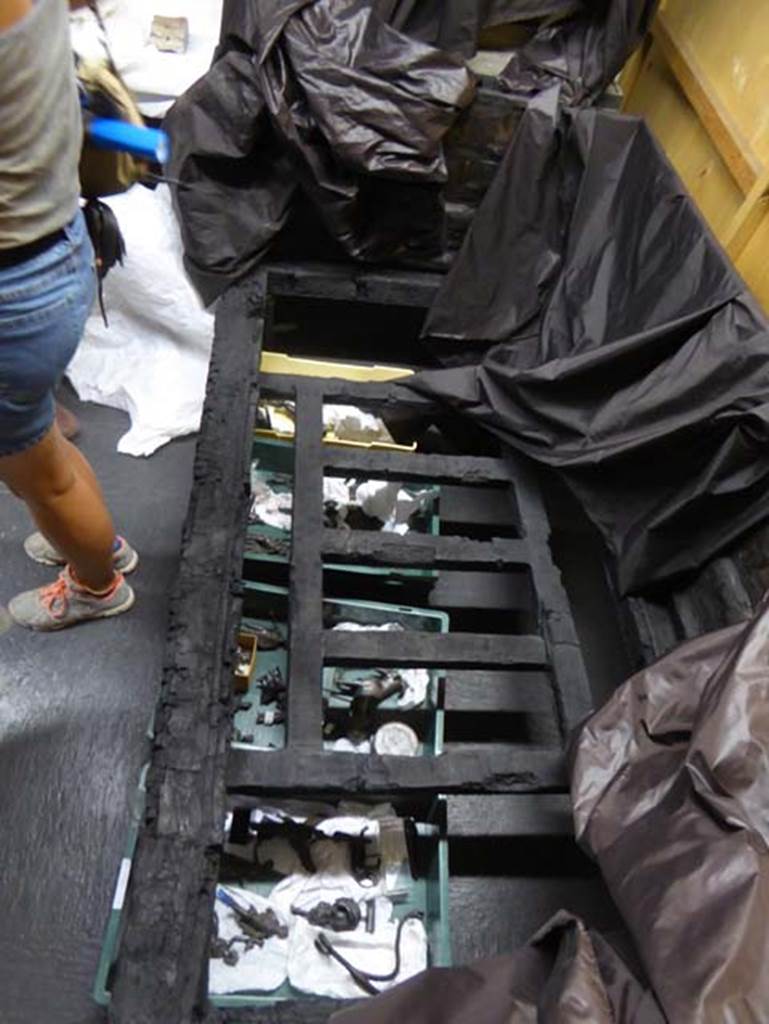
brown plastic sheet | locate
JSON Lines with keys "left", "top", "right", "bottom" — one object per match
{"left": 572, "top": 594, "right": 769, "bottom": 1022}
{"left": 331, "top": 911, "right": 664, "bottom": 1023}
{"left": 410, "top": 103, "right": 769, "bottom": 595}
{"left": 166, "top": 0, "right": 475, "bottom": 303}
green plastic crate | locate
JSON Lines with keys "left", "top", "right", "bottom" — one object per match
{"left": 235, "top": 581, "right": 447, "bottom": 756}
{"left": 248, "top": 437, "right": 440, "bottom": 586}
{"left": 93, "top": 792, "right": 451, "bottom": 1009}
{"left": 213, "top": 795, "right": 451, "bottom": 1010}
{"left": 92, "top": 763, "right": 148, "bottom": 1006}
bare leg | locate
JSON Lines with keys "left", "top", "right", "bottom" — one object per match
{"left": 0, "top": 423, "right": 115, "bottom": 591}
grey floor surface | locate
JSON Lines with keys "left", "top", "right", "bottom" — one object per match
{"left": 0, "top": 393, "right": 196, "bottom": 1024}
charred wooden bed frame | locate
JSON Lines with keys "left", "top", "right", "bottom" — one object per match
{"left": 108, "top": 264, "right": 594, "bottom": 1024}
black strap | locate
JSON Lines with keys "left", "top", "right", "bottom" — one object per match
{"left": 0, "top": 228, "right": 66, "bottom": 269}
{"left": 83, "top": 198, "right": 126, "bottom": 327}
{"left": 314, "top": 912, "right": 423, "bottom": 996}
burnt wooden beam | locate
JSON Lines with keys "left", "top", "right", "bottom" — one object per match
{"left": 438, "top": 482, "right": 520, "bottom": 530}
{"left": 503, "top": 452, "right": 594, "bottom": 738}
{"left": 324, "top": 629, "right": 548, "bottom": 669}
{"left": 286, "top": 386, "right": 325, "bottom": 747}
{"left": 218, "top": 1000, "right": 351, "bottom": 1022}
{"left": 443, "top": 670, "right": 554, "bottom": 713}
{"left": 321, "top": 529, "right": 532, "bottom": 570}
{"left": 428, "top": 569, "right": 533, "bottom": 613}
{"left": 324, "top": 447, "right": 511, "bottom": 485}
{"left": 265, "top": 262, "right": 442, "bottom": 308}
{"left": 447, "top": 794, "right": 573, "bottom": 837}
{"left": 109, "top": 278, "right": 264, "bottom": 1024}
{"left": 227, "top": 746, "right": 566, "bottom": 794}
{"left": 260, "top": 372, "right": 437, "bottom": 412}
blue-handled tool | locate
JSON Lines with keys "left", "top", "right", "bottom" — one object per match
{"left": 85, "top": 117, "right": 170, "bottom": 164}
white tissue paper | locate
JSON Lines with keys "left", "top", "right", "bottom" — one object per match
{"left": 221, "top": 803, "right": 428, "bottom": 997}
{"left": 208, "top": 888, "right": 289, "bottom": 996}
{"left": 287, "top": 910, "right": 427, "bottom": 999}
{"left": 66, "top": 184, "right": 215, "bottom": 457}
{"left": 323, "top": 406, "right": 396, "bottom": 446}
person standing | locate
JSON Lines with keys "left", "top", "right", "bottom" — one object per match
{"left": 0, "top": 0, "right": 137, "bottom": 630}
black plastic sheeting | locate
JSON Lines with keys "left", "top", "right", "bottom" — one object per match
{"left": 374, "top": 0, "right": 579, "bottom": 58}
{"left": 166, "top": 0, "right": 655, "bottom": 305}
{"left": 499, "top": 0, "right": 657, "bottom": 104}
{"left": 166, "top": 0, "right": 475, "bottom": 304}
{"left": 411, "top": 100, "right": 769, "bottom": 596}
{"left": 336, "top": 596, "right": 769, "bottom": 1023}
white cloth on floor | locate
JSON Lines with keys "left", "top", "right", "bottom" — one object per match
{"left": 208, "top": 888, "right": 289, "bottom": 996}
{"left": 66, "top": 184, "right": 214, "bottom": 457}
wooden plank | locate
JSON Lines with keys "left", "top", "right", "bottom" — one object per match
{"left": 439, "top": 483, "right": 520, "bottom": 531}
{"left": 503, "top": 452, "right": 593, "bottom": 737}
{"left": 623, "top": 41, "right": 744, "bottom": 262}
{"left": 321, "top": 529, "right": 532, "bottom": 570}
{"left": 227, "top": 746, "right": 567, "bottom": 794}
{"left": 444, "top": 670, "right": 554, "bottom": 713}
{"left": 110, "top": 278, "right": 263, "bottom": 1024}
{"left": 447, "top": 794, "right": 573, "bottom": 837}
{"left": 265, "top": 262, "right": 442, "bottom": 308}
{"left": 725, "top": 165, "right": 769, "bottom": 260}
{"left": 259, "top": 373, "right": 437, "bottom": 412}
{"left": 286, "top": 387, "right": 325, "bottom": 747}
{"left": 652, "top": 10, "right": 763, "bottom": 194}
{"left": 735, "top": 201, "right": 769, "bottom": 314}
{"left": 429, "top": 570, "right": 532, "bottom": 613}
{"left": 324, "top": 629, "right": 548, "bottom": 669}
{"left": 619, "top": 35, "right": 651, "bottom": 108}
{"left": 323, "top": 447, "right": 511, "bottom": 485}
{"left": 661, "top": 0, "right": 769, "bottom": 168}
{"left": 219, "top": 1003, "right": 348, "bottom": 1023}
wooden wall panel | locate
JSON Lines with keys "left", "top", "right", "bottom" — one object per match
{"left": 624, "top": 41, "right": 743, "bottom": 238}
{"left": 737, "top": 212, "right": 769, "bottom": 309}
{"left": 663, "top": 0, "right": 769, "bottom": 166}
{"left": 623, "top": 4, "right": 769, "bottom": 314}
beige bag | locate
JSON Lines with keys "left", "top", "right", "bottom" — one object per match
{"left": 77, "top": 57, "right": 149, "bottom": 198}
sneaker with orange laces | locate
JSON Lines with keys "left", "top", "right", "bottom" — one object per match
{"left": 8, "top": 566, "right": 135, "bottom": 632}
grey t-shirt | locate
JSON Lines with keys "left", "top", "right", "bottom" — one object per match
{"left": 0, "top": 0, "right": 82, "bottom": 248}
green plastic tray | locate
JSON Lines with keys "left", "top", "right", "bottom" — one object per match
{"left": 213, "top": 795, "right": 451, "bottom": 1010}
{"left": 236, "top": 581, "right": 447, "bottom": 756}
{"left": 248, "top": 437, "right": 440, "bottom": 586}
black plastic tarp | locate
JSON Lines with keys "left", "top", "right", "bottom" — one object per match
{"left": 167, "top": 0, "right": 656, "bottom": 305}
{"left": 499, "top": 0, "right": 657, "bottom": 104}
{"left": 374, "top": 0, "right": 580, "bottom": 58}
{"left": 166, "top": 0, "right": 475, "bottom": 304}
{"left": 410, "top": 101, "right": 769, "bottom": 595}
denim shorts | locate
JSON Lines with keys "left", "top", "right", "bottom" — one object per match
{"left": 0, "top": 210, "right": 96, "bottom": 457}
